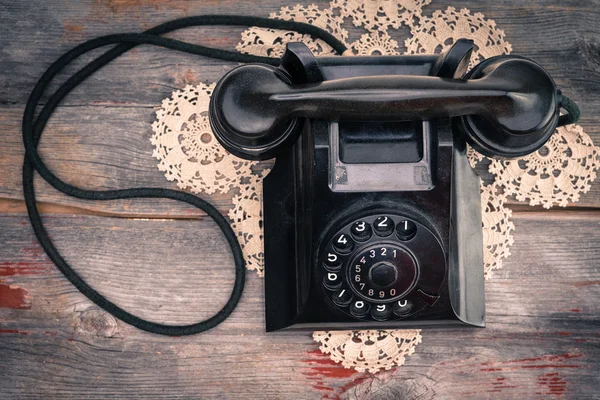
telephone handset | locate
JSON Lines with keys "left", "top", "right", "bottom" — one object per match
{"left": 210, "top": 40, "right": 562, "bottom": 160}
{"left": 210, "top": 40, "right": 577, "bottom": 331}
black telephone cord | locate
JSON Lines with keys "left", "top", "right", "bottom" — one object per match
{"left": 22, "top": 15, "right": 347, "bottom": 336}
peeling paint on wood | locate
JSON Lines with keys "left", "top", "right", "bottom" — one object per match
{"left": 0, "top": 329, "right": 29, "bottom": 335}
{"left": 301, "top": 349, "right": 359, "bottom": 395}
{"left": 0, "top": 262, "right": 49, "bottom": 276}
{"left": 0, "top": 284, "right": 31, "bottom": 309}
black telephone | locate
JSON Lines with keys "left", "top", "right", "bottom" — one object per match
{"left": 209, "top": 40, "right": 569, "bottom": 331}
{"left": 24, "top": 15, "right": 579, "bottom": 335}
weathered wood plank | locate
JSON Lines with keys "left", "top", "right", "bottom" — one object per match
{"left": 1, "top": 0, "right": 600, "bottom": 398}
{"left": 0, "top": 106, "right": 252, "bottom": 216}
{"left": 1, "top": 0, "right": 599, "bottom": 106}
{"left": 1, "top": 0, "right": 599, "bottom": 211}
{"left": 0, "top": 103, "right": 599, "bottom": 215}
{"left": 0, "top": 210, "right": 598, "bottom": 399}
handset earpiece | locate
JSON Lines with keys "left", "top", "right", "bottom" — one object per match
{"left": 209, "top": 64, "right": 303, "bottom": 160}
{"left": 458, "top": 56, "right": 560, "bottom": 157}
{"left": 210, "top": 44, "right": 561, "bottom": 160}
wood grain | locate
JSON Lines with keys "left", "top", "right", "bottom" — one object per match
{"left": 1, "top": 0, "right": 600, "bottom": 398}
{"left": 1, "top": 0, "right": 599, "bottom": 211}
{"left": 1, "top": 211, "right": 599, "bottom": 399}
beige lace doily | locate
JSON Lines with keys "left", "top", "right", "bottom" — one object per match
{"left": 150, "top": 0, "right": 599, "bottom": 375}
{"left": 481, "top": 183, "right": 515, "bottom": 279}
{"left": 151, "top": 83, "right": 268, "bottom": 274}
{"left": 151, "top": 83, "right": 255, "bottom": 195}
{"left": 405, "top": 6, "right": 512, "bottom": 68}
{"left": 237, "top": 4, "right": 349, "bottom": 58}
{"left": 466, "top": 144, "right": 486, "bottom": 169}
{"left": 352, "top": 31, "right": 400, "bottom": 55}
{"left": 227, "top": 172, "right": 269, "bottom": 277}
{"left": 330, "top": 0, "right": 431, "bottom": 31}
{"left": 313, "top": 330, "right": 422, "bottom": 373}
{"left": 488, "top": 124, "right": 599, "bottom": 209}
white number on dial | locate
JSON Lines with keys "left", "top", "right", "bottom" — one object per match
{"left": 337, "top": 235, "right": 348, "bottom": 245}
{"left": 380, "top": 247, "right": 387, "bottom": 256}
{"left": 359, "top": 283, "right": 365, "bottom": 290}
{"left": 379, "top": 291, "right": 385, "bottom": 298}
{"left": 368, "top": 289, "right": 374, "bottom": 296}
{"left": 390, "top": 289, "right": 396, "bottom": 296}
{"left": 360, "top": 257, "right": 366, "bottom": 264}
{"left": 355, "top": 222, "right": 366, "bottom": 232}
{"left": 369, "top": 250, "right": 376, "bottom": 258}
{"left": 355, "top": 275, "right": 361, "bottom": 282}
{"left": 355, "top": 265, "right": 361, "bottom": 273}
{"left": 327, "top": 253, "right": 338, "bottom": 263}
{"left": 377, "top": 217, "right": 389, "bottom": 227}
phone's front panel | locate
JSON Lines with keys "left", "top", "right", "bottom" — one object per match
{"left": 263, "top": 117, "right": 463, "bottom": 331}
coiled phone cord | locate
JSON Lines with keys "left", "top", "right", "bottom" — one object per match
{"left": 22, "top": 15, "right": 347, "bottom": 336}
{"left": 22, "top": 15, "right": 578, "bottom": 336}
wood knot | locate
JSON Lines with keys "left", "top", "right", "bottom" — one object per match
{"left": 578, "top": 36, "right": 600, "bottom": 73}
{"left": 174, "top": 69, "right": 200, "bottom": 87}
{"left": 72, "top": 307, "right": 119, "bottom": 338}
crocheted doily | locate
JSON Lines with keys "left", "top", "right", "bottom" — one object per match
{"left": 227, "top": 172, "right": 269, "bottom": 277}
{"left": 352, "top": 31, "right": 400, "bottom": 55}
{"left": 481, "top": 183, "right": 515, "bottom": 279}
{"left": 312, "top": 330, "right": 422, "bottom": 373}
{"left": 488, "top": 124, "right": 599, "bottom": 209}
{"left": 151, "top": 83, "right": 255, "bottom": 195}
{"left": 405, "top": 6, "right": 513, "bottom": 68}
{"left": 151, "top": 84, "right": 267, "bottom": 272}
{"left": 236, "top": 4, "right": 349, "bottom": 58}
{"left": 329, "top": 0, "right": 431, "bottom": 31}
{"left": 150, "top": 0, "right": 599, "bottom": 375}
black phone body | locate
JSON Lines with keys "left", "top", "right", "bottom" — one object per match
{"left": 262, "top": 54, "right": 485, "bottom": 331}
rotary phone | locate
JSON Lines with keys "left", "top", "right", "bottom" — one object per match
{"left": 24, "top": 15, "right": 579, "bottom": 335}
{"left": 210, "top": 39, "right": 569, "bottom": 332}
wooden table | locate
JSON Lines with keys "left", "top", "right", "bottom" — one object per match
{"left": 1, "top": 1, "right": 599, "bottom": 398}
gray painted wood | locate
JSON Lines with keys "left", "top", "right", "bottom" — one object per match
{"left": 1, "top": 0, "right": 599, "bottom": 211}
{"left": 0, "top": 212, "right": 599, "bottom": 399}
{"left": 1, "top": 0, "right": 599, "bottom": 398}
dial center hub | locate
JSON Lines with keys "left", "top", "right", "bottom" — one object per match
{"left": 369, "top": 262, "right": 398, "bottom": 287}
{"left": 347, "top": 243, "right": 418, "bottom": 303}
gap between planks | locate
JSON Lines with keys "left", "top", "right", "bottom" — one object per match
{"left": 1, "top": 197, "right": 599, "bottom": 221}
{"left": 0, "top": 198, "right": 212, "bottom": 220}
